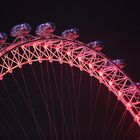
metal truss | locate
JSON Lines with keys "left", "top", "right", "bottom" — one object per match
{"left": 0, "top": 35, "right": 140, "bottom": 126}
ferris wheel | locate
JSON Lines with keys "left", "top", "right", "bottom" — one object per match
{"left": 0, "top": 22, "right": 140, "bottom": 140}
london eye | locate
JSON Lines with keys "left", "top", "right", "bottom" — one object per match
{"left": 0, "top": 22, "right": 140, "bottom": 140}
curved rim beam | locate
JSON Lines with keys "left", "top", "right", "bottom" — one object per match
{"left": 0, "top": 35, "right": 140, "bottom": 126}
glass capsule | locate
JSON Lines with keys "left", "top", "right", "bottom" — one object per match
{"left": 61, "top": 28, "right": 79, "bottom": 39}
{"left": 11, "top": 23, "right": 31, "bottom": 37}
{"left": 106, "top": 59, "right": 125, "bottom": 69}
{"left": 129, "top": 82, "right": 140, "bottom": 90}
{"left": 87, "top": 41, "right": 104, "bottom": 51}
{"left": 0, "top": 32, "right": 7, "bottom": 44}
{"left": 112, "top": 59, "right": 125, "bottom": 68}
{"left": 36, "top": 22, "right": 56, "bottom": 36}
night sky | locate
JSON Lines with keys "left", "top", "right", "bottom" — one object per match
{"left": 0, "top": 1, "right": 140, "bottom": 80}
{"left": 0, "top": 0, "right": 140, "bottom": 140}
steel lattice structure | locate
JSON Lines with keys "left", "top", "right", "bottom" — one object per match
{"left": 0, "top": 33, "right": 140, "bottom": 127}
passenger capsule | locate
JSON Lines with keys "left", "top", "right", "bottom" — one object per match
{"left": 112, "top": 59, "right": 125, "bottom": 68}
{"left": 0, "top": 32, "right": 7, "bottom": 44}
{"left": 61, "top": 28, "right": 79, "bottom": 40}
{"left": 87, "top": 41, "right": 104, "bottom": 51}
{"left": 36, "top": 22, "right": 56, "bottom": 36}
{"left": 135, "top": 82, "right": 140, "bottom": 89}
{"left": 129, "top": 82, "right": 140, "bottom": 89}
{"left": 11, "top": 23, "right": 31, "bottom": 37}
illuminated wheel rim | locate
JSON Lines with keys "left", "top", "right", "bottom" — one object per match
{"left": 0, "top": 34, "right": 140, "bottom": 128}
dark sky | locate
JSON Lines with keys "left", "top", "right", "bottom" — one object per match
{"left": 0, "top": 0, "right": 140, "bottom": 81}
{"left": 0, "top": 0, "right": 140, "bottom": 140}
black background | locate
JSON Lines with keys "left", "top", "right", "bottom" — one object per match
{"left": 0, "top": 0, "right": 140, "bottom": 80}
{"left": 0, "top": 0, "right": 140, "bottom": 81}
{"left": 0, "top": 0, "right": 140, "bottom": 140}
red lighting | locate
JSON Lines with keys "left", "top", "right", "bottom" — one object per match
{"left": 88, "top": 63, "right": 93, "bottom": 68}
{"left": 59, "top": 58, "right": 63, "bottom": 64}
{"left": 66, "top": 50, "right": 71, "bottom": 56}
{"left": 109, "top": 81, "right": 113, "bottom": 86}
{"left": 18, "top": 62, "right": 22, "bottom": 68}
{"left": 126, "top": 102, "right": 131, "bottom": 110}
{"left": 99, "top": 71, "right": 103, "bottom": 76}
{"left": 28, "top": 58, "right": 32, "bottom": 65}
{"left": 8, "top": 67, "right": 12, "bottom": 73}
{"left": 118, "top": 91, "right": 122, "bottom": 97}
{"left": 69, "top": 60, "right": 73, "bottom": 67}
{"left": 78, "top": 56, "right": 82, "bottom": 61}
{"left": 0, "top": 75, "right": 3, "bottom": 80}
{"left": 134, "top": 115, "right": 139, "bottom": 122}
